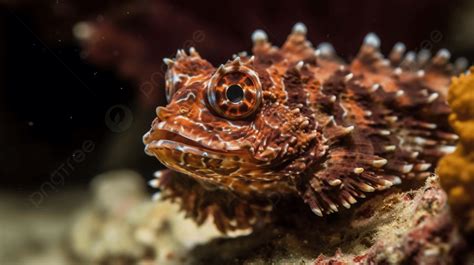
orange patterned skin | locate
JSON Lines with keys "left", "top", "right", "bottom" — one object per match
{"left": 143, "top": 23, "right": 463, "bottom": 232}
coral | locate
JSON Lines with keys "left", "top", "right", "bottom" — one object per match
{"left": 438, "top": 67, "right": 474, "bottom": 233}
{"left": 447, "top": 68, "right": 474, "bottom": 147}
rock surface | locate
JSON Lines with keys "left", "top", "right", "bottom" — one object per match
{"left": 66, "top": 172, "right": 464, "bottom": 265}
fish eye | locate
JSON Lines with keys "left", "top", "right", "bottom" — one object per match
{"left": 226, "top": 84, "right": 244, "bottom": 103}
{"left": 207, "top": 65, "right": 262, "bottom": 120}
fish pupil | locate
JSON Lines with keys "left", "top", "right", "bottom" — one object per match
{"left": 226, "top": 84, "right": 244, "bottom": 103}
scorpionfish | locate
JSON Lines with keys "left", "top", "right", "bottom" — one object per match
{"left": 143, "top": 23, "right": 463, "bottom": 232}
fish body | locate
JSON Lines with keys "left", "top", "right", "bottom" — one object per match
{"left": 144, "top": 23, "right": 461, "bottom": 232}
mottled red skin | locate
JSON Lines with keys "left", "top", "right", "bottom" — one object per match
{"left": 143, "top": 26, "right": 459, "bottom": 232}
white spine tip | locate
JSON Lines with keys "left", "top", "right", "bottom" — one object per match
{"left": 427, "top": 92, "right": 439, "bottom": 103}
{"left": 152, "top": 192, "right": 162, "bottom": 201}
{"left": 384, "top": 145, "right": 396, "bottom": 152}
{"left": 372, "top": 159, "right": 388, "bottom": 168}
{"left": 439, "top": 145, "right": 456, "bottom": 154}
{"left": 416, "top": 163, "right": 432, "bottom": 171}
{"left": 163, "top": 58, "right": 174, "bottom": 66}
{"left": 344, "top": 125, "right": 355, "bottom": 134}
{"left": 153, "top": 170, "right": 165, "bottom": 178}
{"left": 248, "top": 55, "right": 255, "bottom": 63}
{"left": 295, "top": 60, "right": 304, "bottom": 71}
{"left": 216, "top": 64, "right": 225, "bottom": 74}
{"left": 292, "top": 22, "right": 307, "bottom": 35}
{"left": 238, "top": 51, "right": 248, "bottom": 57}
{"left": 455, "top": 57, "right": 469, "bottom": 72}
{"left": 342, "top": 201, "right": 351, "bottom": 209}
{"left": 176, "top": 49, "right": 186, "bottom": 58}
{"left": 329, "top": 203, "right": 339, "bottom": 212}
{"left": 404, "top": 51, "right": 416, "bottom": 62}
{"left": 312, "top": 208, "right": 323, "bottom": 217}
{"left": 329, "top": 179, "right": 342, "bottom": 186}
{"left": 370, "top": 83, "right": 380, "bottom": 92}
{"left": 395, "top": 90, "right": 405, "bottom": 97}
{"left": 392, "top": 177, "right": 402, "bottom": 185}
{"left": 384, "top": 179, "right": 394, "bottom": 188}
{"left": 394, "top": 67, "right": 403, "bottom": 76}
{"left": 402, "top": 164, "right": 414, "bottom": 173}
{"left": 385, "top": 115, "right": 398, "bottom": 123}
{"left": 348, "top": 196, "right": 357, "bottom": 204}
{"left": 393, "top": 42, "right": 406, "bottom": 53}
{"left": 148, "top": 179, "right": 159, "bottom": 188}
{"left": 364, "top": 32, "right": 380, "bottom": 48}
{"left": 251, "top": 29, "right": 268, "bottom": 43}
{"left": 361, "top": 183, "right": 375, "bottom": 192}
{"left": 344, "top": 73, "right": 354, "bottom": 82}
{"left": 417, "top": 49, "right": 431, "bottom": 63}
{"left": 317, "top": 42, "right": 335, "bottom": 56}
{"left": 232, "top": 56, "right": 242, "bottom": 65}
{"left": 437, "top": 49, "right": 451, "bottom": 60}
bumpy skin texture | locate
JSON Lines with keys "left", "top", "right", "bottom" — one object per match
{"left": 438, "top": 67, "right": 474, "bottom": 233}
{"left": 144, "top": 24, "right": 462, "bottom": 232}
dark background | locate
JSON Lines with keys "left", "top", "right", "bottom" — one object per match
{"left": 1, "top": 0, "right": 473, "bottom": 193}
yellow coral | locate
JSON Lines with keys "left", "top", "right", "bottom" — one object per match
{"left": 438, "top": 66, "right": 474, "bottom": 233}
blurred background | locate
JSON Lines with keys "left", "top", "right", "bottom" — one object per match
{"left": 2, "top": 0, "right": 474, "bottom": 263}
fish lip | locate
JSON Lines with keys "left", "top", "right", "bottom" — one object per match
{"left": 144, "top": 134, "right": 252, "bottom": 182}
{"left": 145, "top": 138, "right": 228, "bottom": 184}
{"left": 143, "top": 124, "right": 247, "bottom": 159}
{"left": 144, "top": 119, "right": 252, "bottom": 153}
{"left": 145, "top": 138, "right": 230, "bottom": 160}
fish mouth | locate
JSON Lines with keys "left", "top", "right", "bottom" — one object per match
{"left": 143, "top": 125, "right": 262, "bottom": 183}
{"left": 143, "top": 127, "right": 248, "bottom": 160}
